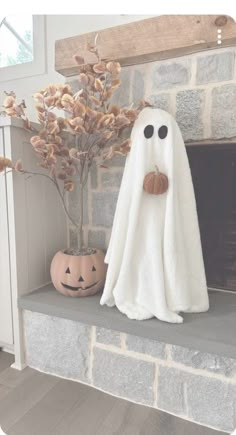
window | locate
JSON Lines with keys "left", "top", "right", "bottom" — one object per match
{"left": 0, "top": 15, "right": 45, "bottom": 82}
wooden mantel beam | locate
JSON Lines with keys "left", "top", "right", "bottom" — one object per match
{"left": 55, "top": 15, "right": 236, "bottom": 77}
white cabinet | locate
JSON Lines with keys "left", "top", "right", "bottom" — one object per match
{"left": 0, "top": 128, "right": 13, "bottom": 347}
{"left": 0, "top": 117, "right": 67, "bottom": 366}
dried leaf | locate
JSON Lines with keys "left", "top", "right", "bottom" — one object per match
{"left": 47, "top": 112, "right": 57, "bottom": 122}
{"left": 78, "top": 73, "right": 89, "bottom": 86}
{"left": 47, "top": 155, "right": 57, "bottom": 165}
{"left": 61, "top": 94, "right": 74, "bottom": 107}
{"left": 111, "top": 79, "right": 121, "bottom": 90}
{"left": 0, "top": 157, "right": 13, "bottom": 172}
{"left": 74, "top": 101, "right": 86, "bottom": 118}
{"left": 115, "top": 114, "right": 130, "bottom": 128}
{"left": 93, "top": 63, "right": 107, "bottom": 73}
{"left": 57, "top": 117, "right": 66, "bottom": 129}
{"left": 123, "top": 109, "right": 138, "bottom": 122}
{"left": 101, "top": 131, "right": 113, "bottom": 141}
{"left": 54, "top": 136, "right": 63, "bottom": 145}
{"left": 89, "top": 95, "right": 101, "bottom": 106}
{"left": 106, "top": 61, "right": 121, "bottom": 75}
{"left": 73, "top": 55, "right": 85, "bottom": 65}
{"left": 47, "top": 121, "right": 60, "bottom": 135}
{"left": 108, "top": 105, "right": 120, "bottom": 116}
{"left": 86, "top": 107, "right": 97, "bottom": 119}
{"left": 137, "top": 100, "right": 153, "bottom": 110}
{"left": 64, "top": 180, "right": 75, "bottom": 192}
{"left": 69, "top": 117, "right": 84, "bottom": 127}
{"left": 94, "top": 78, "right": 103, "bottom": 92}
{"left": 14, "top": 159, "right": 23, "bottom": 171}
{"left": 33, "top": 93, "right": 44, "bottom": 103}
{"left": 87, "top": 74, "right": 95, "bottom": 86}
{"left": 57, "top": 172, "right": 67, "bottom": 180}
{"left": 62, "top": 84, "right": 72, "bottom": 94}
{"left": 3, "top": 96, "right": 15, "bottom": 108}
{"left": 47, "top": 84, "right": 57, "bottom": 95}
{"left": 35, "top": 104, "right": 45, "bottom": 113}
{"left": 74, "top": 125, "right": 86, "bottom": 133}
{"left": 30, "top": 136, "right": 46, "bottom": 147}
{"left": 69, "top": 148, "right": 78, "bottom": 159}
{"left": 120, "top": 139, "right": 131, "bottom": 151}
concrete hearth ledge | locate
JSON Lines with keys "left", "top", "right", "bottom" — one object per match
{"left": 18, "top": 285, "right": 236, "bottom": 360}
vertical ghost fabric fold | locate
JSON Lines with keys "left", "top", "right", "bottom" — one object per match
{"left": 100, "top": 108, "right": 209, "bottom": 323}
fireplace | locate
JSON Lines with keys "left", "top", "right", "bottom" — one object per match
{"left": 187, "top": 143, "right": 236, "bottom": 292}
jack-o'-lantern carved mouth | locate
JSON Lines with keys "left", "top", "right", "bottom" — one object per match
{"left": 61, "top": 282, "right": 99, "bottom": 291}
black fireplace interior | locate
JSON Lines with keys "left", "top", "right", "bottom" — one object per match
{"left": 187, "top": 144, "right": 236, "bottom": 292}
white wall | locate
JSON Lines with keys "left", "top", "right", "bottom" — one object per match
{"left": 0, "top": 15, "right": 151, "bottom": 119}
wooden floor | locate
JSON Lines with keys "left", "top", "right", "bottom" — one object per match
{"left": 0, "top": 351, "right": 227, "bottom": 435}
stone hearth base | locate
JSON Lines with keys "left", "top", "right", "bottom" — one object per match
{"left": 23, "top": 309, "right": 236, "bottom": 433}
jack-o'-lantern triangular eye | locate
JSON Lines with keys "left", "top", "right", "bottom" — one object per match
{"left": 92, "top": 266, "right": 96, "bottom": 271}
{"left": 66, "top": 267, "right": 70, "bottom": 274}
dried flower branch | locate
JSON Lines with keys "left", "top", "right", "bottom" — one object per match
{"left": 1, "top": 41, "right": 148, "bottom": 252}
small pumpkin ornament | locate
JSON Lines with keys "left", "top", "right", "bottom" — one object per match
{"left": 143, "top": 165, "right": 168, "bottom": 195}
{"left": 50, "top": 249, "right": 107, "bottom": 297}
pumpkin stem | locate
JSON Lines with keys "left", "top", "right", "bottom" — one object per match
{"left": 155, "top": 165, "right": 159, "bottom": 174}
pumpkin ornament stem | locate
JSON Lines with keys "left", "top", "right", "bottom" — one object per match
{"left": 143, "top": 165, "right": 169, "bottom": 195}
{"left": 155, "top": 164, "right": 159, "bottom": 174}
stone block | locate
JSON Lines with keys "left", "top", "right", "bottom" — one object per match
{"left": 176, "top": 89, "right": 205, "bottom": 140}
{"left": 108, "top": 154, "right": 126, "bottom": 167}
{"left": 153, "top": 60, "right": 191, "bottom": 90}
{"left": 92, "top": 192, "right": 118, "bottom": 228}
{"left": 88, "top": 230, "right": 106, "bottom": 251}
{"left": 96, "top": 327, "right": 121, "bottom": 347}
{"left": 90, "top": 163, "right": 98, "bottom": 189}
{"left": 69, "top": 227, "right": 78, "bottom": 249}
{"left": 170, "top": 345, "right": 236, "bottom": 377}
{"left": 111, "top": 68, "right": 132, "bottom": 107}
{"left": 211, "top": 84, "right": 236, "bottom": 138}
{"left": 132, "top": 69, "right": 145, "bottom": 104}
{"left": 187, "top": 373, "right": 236, "bottom": 433}
{"left": 101, "top": 170, "right": 123, "bottom": 190}
{"left": 24, "top": 311, "right": 91, "bottom": 382}
{"left": 148, "top": 93, "right": 170, "bottom": 112}
{"left": 196, "top": 51, "right": 235, "bottom": 84}
{"left": 126, "top": 334, "right": 166, "bottom": 359}
{"left": 93, "top": 348, "right": 155, "bottom": 405}
{"left": 157, "top": 366, "right": 186, "bottom": 415}
{"left": 157, "top": 366, "right": 236, "bottom": 432}
{"left": 68, "top": 183, "right": 88, "bottom": 225}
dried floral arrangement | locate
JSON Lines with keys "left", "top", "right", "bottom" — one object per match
{"left": 1, "top": 41, "right": 148, "bottom": 254}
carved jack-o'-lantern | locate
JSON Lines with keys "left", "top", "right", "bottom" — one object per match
{"left": 50, "top": 249, "right": 107, "bottom": 297}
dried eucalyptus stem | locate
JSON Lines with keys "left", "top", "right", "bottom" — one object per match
{"left": 1, "top": 40, "right": 150, "bottom": 252}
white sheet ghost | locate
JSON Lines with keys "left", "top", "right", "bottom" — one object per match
{"left": 100, "top": 108, "right": 209, "bottom": 323}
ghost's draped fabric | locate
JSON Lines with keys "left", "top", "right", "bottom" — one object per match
{"left": 100, "top": 108, "right": 209, "bottom": 323}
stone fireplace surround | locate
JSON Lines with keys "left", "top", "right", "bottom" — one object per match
{"left": 19, "top": 287, "right": 236, "bottom": 433}
{"left": 18, "top": 46, "right": 236, "bottom": 433}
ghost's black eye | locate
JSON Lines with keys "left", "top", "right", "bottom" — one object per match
{"left": 144, "top": 125, "right": 154, "bottom": 139}
{"left": 158, "top": 125, "right": 168, "bottom": 139}
{"left": 65, "top": 267, "right": 70, "bottom": 274}
{"left": 92, "top": 266, "right": 96, "bottom": 272}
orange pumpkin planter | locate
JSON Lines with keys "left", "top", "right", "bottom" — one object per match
{"left": 50, "top": 249, "right": 107, "bottom": 297}
{"left": 143, "top": 165, "right": 168, "bottom": 195}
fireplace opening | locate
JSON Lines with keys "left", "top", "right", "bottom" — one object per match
{"left": 187, "top": 143, "right": 236, "bottom": 292}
